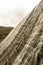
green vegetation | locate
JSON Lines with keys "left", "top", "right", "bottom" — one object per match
{"left": 0, "top": 26, "right": 13, "bottom": 42}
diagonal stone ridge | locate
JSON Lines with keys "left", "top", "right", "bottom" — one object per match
{"left": 0, "top": 0, "right": 43, "bottom": 65}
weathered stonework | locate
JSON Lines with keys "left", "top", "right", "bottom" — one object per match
{"left": 0, "top": 0, "right": 43, "bottom": 65}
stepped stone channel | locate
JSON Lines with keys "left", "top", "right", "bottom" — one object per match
{"left": 0, "top": 0, "right": 43, "bottom": 65}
